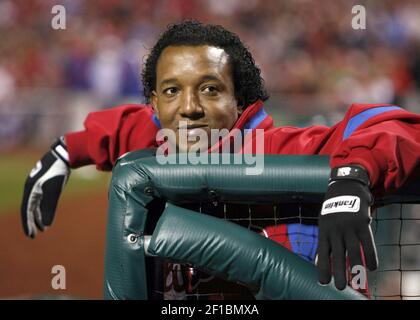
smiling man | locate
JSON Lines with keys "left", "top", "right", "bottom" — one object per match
{"left": 21, "top": 20, "right": 420, "bottom": 297}
{"left": 152, "top": 45, "right": 240, "bottom": 152}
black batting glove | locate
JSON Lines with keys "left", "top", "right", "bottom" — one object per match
{"left": 21, "top": 137, "right": 70, "bottom": 238}
{"left": 317, "top": 165, "right": 378, "bottom": 290}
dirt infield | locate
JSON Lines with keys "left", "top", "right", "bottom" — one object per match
{"left": 0, "top": 192, "right": 108, "bottom": 299}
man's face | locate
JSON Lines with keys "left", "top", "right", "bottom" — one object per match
{"left": 151, "top": 45, "right": 242, "bottom": 152}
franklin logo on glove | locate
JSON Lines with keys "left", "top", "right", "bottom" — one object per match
{"left": 321, "top": 196, "right": 360, "bottom": 214}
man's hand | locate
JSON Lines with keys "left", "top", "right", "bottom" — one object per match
{"left": 317, "top": 165, "right": 378, "bottom": 290}
{"left": 21, "top": 137, "right": 70, "bottom": 238}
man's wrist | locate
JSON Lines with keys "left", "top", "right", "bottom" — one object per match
{"left": 51, "top": 136, "right": 70, "bottom": 166}
{"left": 330, "top": 164, "right": 370, "bottom": 186}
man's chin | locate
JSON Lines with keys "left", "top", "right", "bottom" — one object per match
{"left": 176, "top": 141, "right": 210, "bottom": 154}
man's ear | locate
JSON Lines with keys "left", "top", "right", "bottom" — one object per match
{"left": 151, "top": 91, "right": 159, "bottom": 118}
{"left": 237, "top": 104, "right": 244, "bottom": 116}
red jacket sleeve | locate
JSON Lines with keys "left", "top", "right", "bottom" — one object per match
{"left": 65, "top": 104, "right": 159, "bottom": 170}
{"left": 265, "top": 104, "right": 420, "bottom": 194}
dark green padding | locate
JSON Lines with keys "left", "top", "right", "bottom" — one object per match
{"left": 128, "top": 153, "right": 333, "bottom": 204}
{"left": 104, "top": 149, "right": 158, "bottom": 300}
{"left": 147, "top": 203, "right": 366, "bottom": 300}
{"left": 104, "top": 150, "right": 420, "bottom": 300}
{"left": 104, "top": 152, "right": 334, "bottom": 299}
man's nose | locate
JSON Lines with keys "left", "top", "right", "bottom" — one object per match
{"left": 179, "top": 90, "right": 204, "bottom": 119}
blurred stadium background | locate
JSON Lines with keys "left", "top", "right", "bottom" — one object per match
{"left": 0, "top": 0, "right": 419, "bottom": 299}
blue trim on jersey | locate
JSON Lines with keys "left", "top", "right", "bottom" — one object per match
{"left": 343, "top": 106, "right": 402, "bottom": 140}
{"left": 287, "top": 223, "right": 319, "bottom": 262}
{"left": 152, "top": 114, "right": 161, "bottom": 129}
{"left": 244, "top": 108, "right": 268, "bottom": 130}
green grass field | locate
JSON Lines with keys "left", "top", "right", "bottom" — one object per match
{"left": 0, "top": 150, "right": 110, "bottom": 215}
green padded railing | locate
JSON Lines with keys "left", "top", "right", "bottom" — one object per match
{"left": 104, "top": 149, "right": 420, "bottom": 300}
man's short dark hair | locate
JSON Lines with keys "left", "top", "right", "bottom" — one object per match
{"left": 142, "top": 20, "right": 269, "bottom": 108}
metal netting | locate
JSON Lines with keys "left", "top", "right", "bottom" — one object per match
{"left": 369, "top": 203, "right": 420, "bottom": 300}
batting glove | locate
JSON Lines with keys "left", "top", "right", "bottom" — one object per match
{"left": 21, "top": 137, "right": 70, "bottom": 238}
{"left": 317, "top": 165, "right": 378, "bottom": 290}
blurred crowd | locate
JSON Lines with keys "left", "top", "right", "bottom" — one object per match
{"left": 1, "top": 0, "right": 420, "bottom": 147}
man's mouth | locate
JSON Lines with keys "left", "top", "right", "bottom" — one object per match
{"left": 177, "top": 123, "right": 208, "bottom": 130}
{"left": 177, "top": 123, "right": 209, "bottom": 140}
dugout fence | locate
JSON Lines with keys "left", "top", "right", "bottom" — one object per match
{"left": 104, "top": 149, "right": 420, "bottom": 300}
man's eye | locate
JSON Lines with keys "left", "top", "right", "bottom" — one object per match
{"left": 163, "top": 87, "right": 178, "bottom": 95}
{"left": 202, "top": 86, "right": 218, "bottom": 94}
